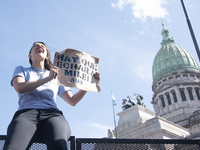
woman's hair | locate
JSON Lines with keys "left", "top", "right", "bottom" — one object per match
{"left": 29, "top": 41, "right": 54, "bottom": 70}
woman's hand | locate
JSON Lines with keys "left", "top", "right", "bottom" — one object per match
{"left": 49, "top": 66, "right": 58, "bottom": 80}
{"left": 93, "top": 72, "right": 101, "bottom": 81}
{"left": 61, "top": 71, "right": 101, "bottom": 106}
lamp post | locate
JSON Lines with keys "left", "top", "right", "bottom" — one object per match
{"left": 180, "top": 0, "right": 200, "bottom": 62}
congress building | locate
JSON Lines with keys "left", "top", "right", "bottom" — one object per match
{"left": 108, "top": 24, "right": 200, "bottom": 139}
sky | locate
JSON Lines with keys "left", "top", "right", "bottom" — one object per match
{"left": 0, "top": 0, "right": 200, "bottom": 138}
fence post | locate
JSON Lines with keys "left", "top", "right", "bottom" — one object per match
{"left": 69, "top": 136, "right": 76, "bottom": 150}
{"left": 76, "top": 138, "right": 82, "bottom": 150}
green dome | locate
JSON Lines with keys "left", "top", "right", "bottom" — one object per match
{"left": 152, "top": 25, "right": 200, "bottom": 83}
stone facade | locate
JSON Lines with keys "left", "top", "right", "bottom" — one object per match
{"left": 108, "top": 105, "right": 189, "bottom": 139}
{"left": 186, "top": 110, "right": 200, "bottom": 138}
{"left": 152, "top": 72, "right": 200, "bottom": 127}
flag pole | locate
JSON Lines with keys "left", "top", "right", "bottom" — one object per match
{"left": 180, "top": 0, "right": 200, "bottom": 62}
{"left": 111, "top": 91, "right": 118, "bottom": 139}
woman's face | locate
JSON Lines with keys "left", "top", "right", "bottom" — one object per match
{"left": 29, "top": 42, "right": 48, "bottom": 62}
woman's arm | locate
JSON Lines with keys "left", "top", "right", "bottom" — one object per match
{"left": 61, "top": 90, "right": 87, "bottom": 106}
{"left": 13, "top": 67, "right": 58, "bottom": 94}
{"left": 13, "top": 76, "right": 51, "bottom": 94}
{"left": 61, "top": 72, "right": 101, "bottom": 106}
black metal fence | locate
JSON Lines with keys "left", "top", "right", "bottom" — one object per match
{"left": 76, "top": 138, "right": 200, "bottom": 150}
{"left": 1, "top": 135, "right": 200, "bottom": 150}
{"left": 0, "top": 135, "right": 75, "bottom": 150}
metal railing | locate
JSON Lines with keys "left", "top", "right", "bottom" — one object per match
{"left": 1, "top": 135, "right": 200, "bottom": 150}
{"left": 76, "top": 138, "right": 200, "bottom": 150}
{"left": 0, "top": 135, "right": 75, "bottom": 150}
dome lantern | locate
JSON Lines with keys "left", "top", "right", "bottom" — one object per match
{"left": 161, "top": 22, "right": 174, "bottom": 45}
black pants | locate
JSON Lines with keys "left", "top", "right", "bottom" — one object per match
{"left": 3, "top": 109, "right": 71, "bottom": 150}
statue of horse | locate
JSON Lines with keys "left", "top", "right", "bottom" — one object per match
{"left": 122, "top": 99, "right": 131, "bottom": 110}
{"left": 127, "top": 96, "right": 136, "bottom": 106}
{"left": 135, "top": 94, "right": 146, "bottom": 107}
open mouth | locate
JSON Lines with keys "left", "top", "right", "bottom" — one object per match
{"left": 36, "top": 48, "right": 44, "bottom": 53}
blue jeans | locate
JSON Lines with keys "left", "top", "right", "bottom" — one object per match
{"left": 3, "top": 109, "right": 71, "bottom": 150}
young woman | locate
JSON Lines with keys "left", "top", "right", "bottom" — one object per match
{"left": 3, "top": 42, "right": 100, "bottom": 150}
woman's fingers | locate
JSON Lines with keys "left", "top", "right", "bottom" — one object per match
{"left": 49, "top": 67, "right": 58, "bottom": 79}
{"left": 52, "top": 67, "right": 58, "bottom": 79}
{"left": 94, "top": 72, "right": 100, "bottom": 81}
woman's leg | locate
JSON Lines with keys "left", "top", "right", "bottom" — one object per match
{"left": 3, "top": 110, "right": 38, "bottom": 150}
{"left": 42, "top": 111, "right": 71, "bottom": 150}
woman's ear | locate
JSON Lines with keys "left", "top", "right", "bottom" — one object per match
{"left": 28, "top": 53, "right": 32, "bottom": 58}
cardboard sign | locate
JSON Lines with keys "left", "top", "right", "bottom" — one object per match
{"left": 54, "top": 49, "right": 101, "bottom": 92}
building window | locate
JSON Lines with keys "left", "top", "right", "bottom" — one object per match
{"left": 188, "top": 88, "right": 194, "bottom": 100}
{"left": 160, "top": 96, "right": 165, "bottom": 107}
{"left": 155, "top": 99, "right": 158, "bottom": 105}
{"left": 195, "top": 88, "right": 200, "bottom": 100}
{"left": 180, "top": 90, "right": 186, "bottom": 101}
{"left": 166, "top": 93, "right": 172, "bottom": 105}
{"left": 172, "top": 91, "right": 178, "bottom": 103}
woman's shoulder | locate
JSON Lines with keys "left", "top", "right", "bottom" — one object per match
{"left": 14, "top": 66, "right": 32, "bottom": 72}
{"left": 15, "top": 65, "right": 31, "bottom": 70}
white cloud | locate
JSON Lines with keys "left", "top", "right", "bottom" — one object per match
{"left": 111, "top": 0, "right": 169, "bottom": 21}
{"left": 111, "top": 0, "right": 126, "bottom": 11}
